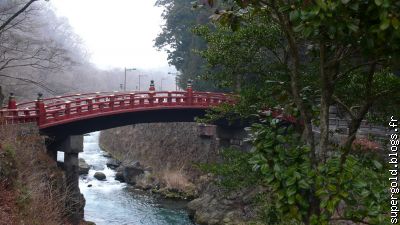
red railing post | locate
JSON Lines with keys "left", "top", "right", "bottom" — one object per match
{"left": 7, "top": 93, "right": 17, "bottom": 110}
{"left": 186, "top": 79, "right": 193, "bottom": 105}
{"left": 75, "top": 98, "right": 83, "bottom": 115}
{"left": 35, "top": 93, "right": 45, "bottom": 125}
{"left": 7, "top": 93, "right": 17, "bottom": 118}
{"left": 148, "top": 80, "right": 155, "bottom": 106}
{"left": 65, "top": 101, "right": 71, "bottom": 118}
{"left": 167, "top": 92, "right": 172, "bottom": 105}
{"left": 206, "top": 92, "right": 211, "bottom": 106}
{"left": 109, "top": 95, "right": 115, "bottom": 109}
{"left": 149, "top": 80, "right": 156, "bottom": 92}
{"left": 129, "top": 93, "right": 135, "bottom": 108}
{"left": 99, "top": 101, "right": 104, "bottom": 111}
{"left": 23, "top": 110, "right": 31, "bottom": 123}
{"left": 120, "top": 96, "right": 125, "bottom": 108}
{"left": 96, "top": 93, "right": 101, "bottom": 103}
{"left": 87, "top": 98, "right": 93, "bottom": 113}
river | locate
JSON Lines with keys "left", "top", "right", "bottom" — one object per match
{"left": 66, "top": 132, "right": 195, "bottom": 225}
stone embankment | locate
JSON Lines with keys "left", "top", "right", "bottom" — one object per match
{"left": 99, "top": 122, "right": 262, "bottom": 224}
{"left": 99, "top": 122, "right": 220, "bottom": 199}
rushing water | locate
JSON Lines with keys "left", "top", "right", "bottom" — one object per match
{"left": 75, "top": 132, "right": 194, "bottom": 225}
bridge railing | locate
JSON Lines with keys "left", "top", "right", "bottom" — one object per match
{"left": 13, "top": 91, "right": 120, "bottom": 109}
{"left": 41, "top": 91, "right": 232, "bottom": 125}
{"left": 0, "top": 108, "right": 39, "bottom": 124}
{"left": 1, "top": 81, "right": 234, "bottom": 127}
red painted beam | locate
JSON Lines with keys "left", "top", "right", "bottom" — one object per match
{"left": 0, "top": 91, "right": 234, "bottom": 129}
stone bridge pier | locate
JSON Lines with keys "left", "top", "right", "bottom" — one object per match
{"left": 198, "top": 124, "right": 252, "bottom": 152}
{"left": 46, "top": 135, "right": 85, "bottom": 225}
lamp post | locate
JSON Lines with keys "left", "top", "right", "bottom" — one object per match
{"left": 138, "top": 74, "right": 147, "bottom": 91}
{"left": 168, "top": 72, "right": 180, "bottom": 91}
{"left": 160, "top": 77, "right": 169, "bottom": 91}
{"left": 124, "top": 67, "right": 137, "bottom": 91}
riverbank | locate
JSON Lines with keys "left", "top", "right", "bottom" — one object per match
{"left": 99, "top": 123, "right": 220, "bottom": 200}
{"left": 99, "top": 123, "right": 265, "bottom": 225}
{"left": 79, "top": 132, "right": 194, "bottom": 225}
{"left": 0, "top": 124, "right": 92, "bottom": 225}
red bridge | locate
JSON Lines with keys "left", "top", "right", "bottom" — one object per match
{"left": 1, "top": 81, "right": 234, "bottom": 136}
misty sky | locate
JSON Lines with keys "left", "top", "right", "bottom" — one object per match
{"left": 51, "top": 0, "right": 171, "bottom": 71}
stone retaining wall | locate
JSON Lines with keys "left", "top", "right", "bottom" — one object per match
{"left": 99, "top": 122, "right": 220, "bottom": 182}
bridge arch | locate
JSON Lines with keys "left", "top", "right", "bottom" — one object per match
{"left": 0, "top": 80, "right": 239, "bottom": 224}
{"left": 1, "top": 80, "right": 233, "bottom": 137}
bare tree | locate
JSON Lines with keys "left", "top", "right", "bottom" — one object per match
{"left": 0, "top": 0, "right": 39, "bottom": 33}
{"left": 0, "top": 0, "right": 143, "bottom": 106}
{"left": 0, "top": 0, "right": 80, "bottom": 104}
{"left": 0, "top": 0, "right": 41, "bottom": 105}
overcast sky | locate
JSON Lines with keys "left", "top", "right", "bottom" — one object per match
{"left": 50, "top": 0, "right": 171, "bottom": 71}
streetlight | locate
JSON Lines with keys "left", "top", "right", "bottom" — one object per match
{"left": 124, "top": 67, "right": 137, "bottom": 91}
{"left": 168, "top": 71, "right": 180, "bottom": 91}
{"left": 138, "top": 74, "right": 147, "bottom": 91}
{"left": 160, "top": 77, "right": 168, "bottom": 91}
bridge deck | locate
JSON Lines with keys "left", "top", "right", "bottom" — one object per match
{"left": 0, "top": 89, "right": 234, "bottom": 136}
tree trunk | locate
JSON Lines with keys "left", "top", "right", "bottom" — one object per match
{"left": 339, "top": 63, "right": 375, "bottom": 170}
{"left": 0, "top": 0, "right": 39, "bottom": 33}
{"left": 271, "top": 5, "right": 316, "bottom": 161}
{"left": 318, "top": 43, "right": 334, "bottom": 162}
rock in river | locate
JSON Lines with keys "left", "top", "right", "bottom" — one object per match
{"left": 79, "top": 158, "right": 90, "bottom": 175}
{"left": 106, "top": 158, "right": 121, "bottom": 169}
{"left": 102, "top": 151, "right": 112, "bottom": 158}
{"left": 94, "top": 172, "right": 106, "bottom": 181}
{"left": 115, "top": 171, "right": 125, "bottom": 182}
{"left": 123, "top": 161, "right": 144, "bottom": 185}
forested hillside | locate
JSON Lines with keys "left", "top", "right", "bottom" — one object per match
{"left": 156, "top": 0, "right": 400, "bottom": 224}
{"left": 0, "top": 0, "right": 168, "bottom": 106}
{"left": 155, "top": 0, "right": 223, "bottom": 91}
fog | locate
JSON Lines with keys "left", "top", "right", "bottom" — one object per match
{"left": 51, "top": 0, "right": 170, "bottom": 70}
{"left": 0, "top": 0, "right": 176, "bottom": 104}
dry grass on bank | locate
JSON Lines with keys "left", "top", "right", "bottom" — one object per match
{"left": 0, "top": 124, "right": 70, "bottom": 225}
{"left": 161, "top": 169, "right": 193, "bottom": 190}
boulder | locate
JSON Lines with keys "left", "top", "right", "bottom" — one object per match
{"left": 106, "top": 158, "right": 121, "bottom": 169}
{"left": 83, "top": 220, "right": 96, "bottom": 225}
{"left": 122, "top": 161, "right": 144, "bottom": 185}
{"left": 116, "top": 166, "right": 124, "bottom": 173}
{"left": 94, "top": 172, "right": 106, "bottom": 181}
{"left": 115, "top": 171, "right": 125, "bottom": 182}
{"left": 102, "top": 151, "right": 112, "bottom": 158}
{"left": 79, "top": 158, "right": 90, "bottom": 175}
{"left": 188, "top": 186, "right": 266, "bottom": 225}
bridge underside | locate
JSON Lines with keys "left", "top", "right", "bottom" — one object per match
{"left": 40, "top": 108, "right": 208, "bottom": 137}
